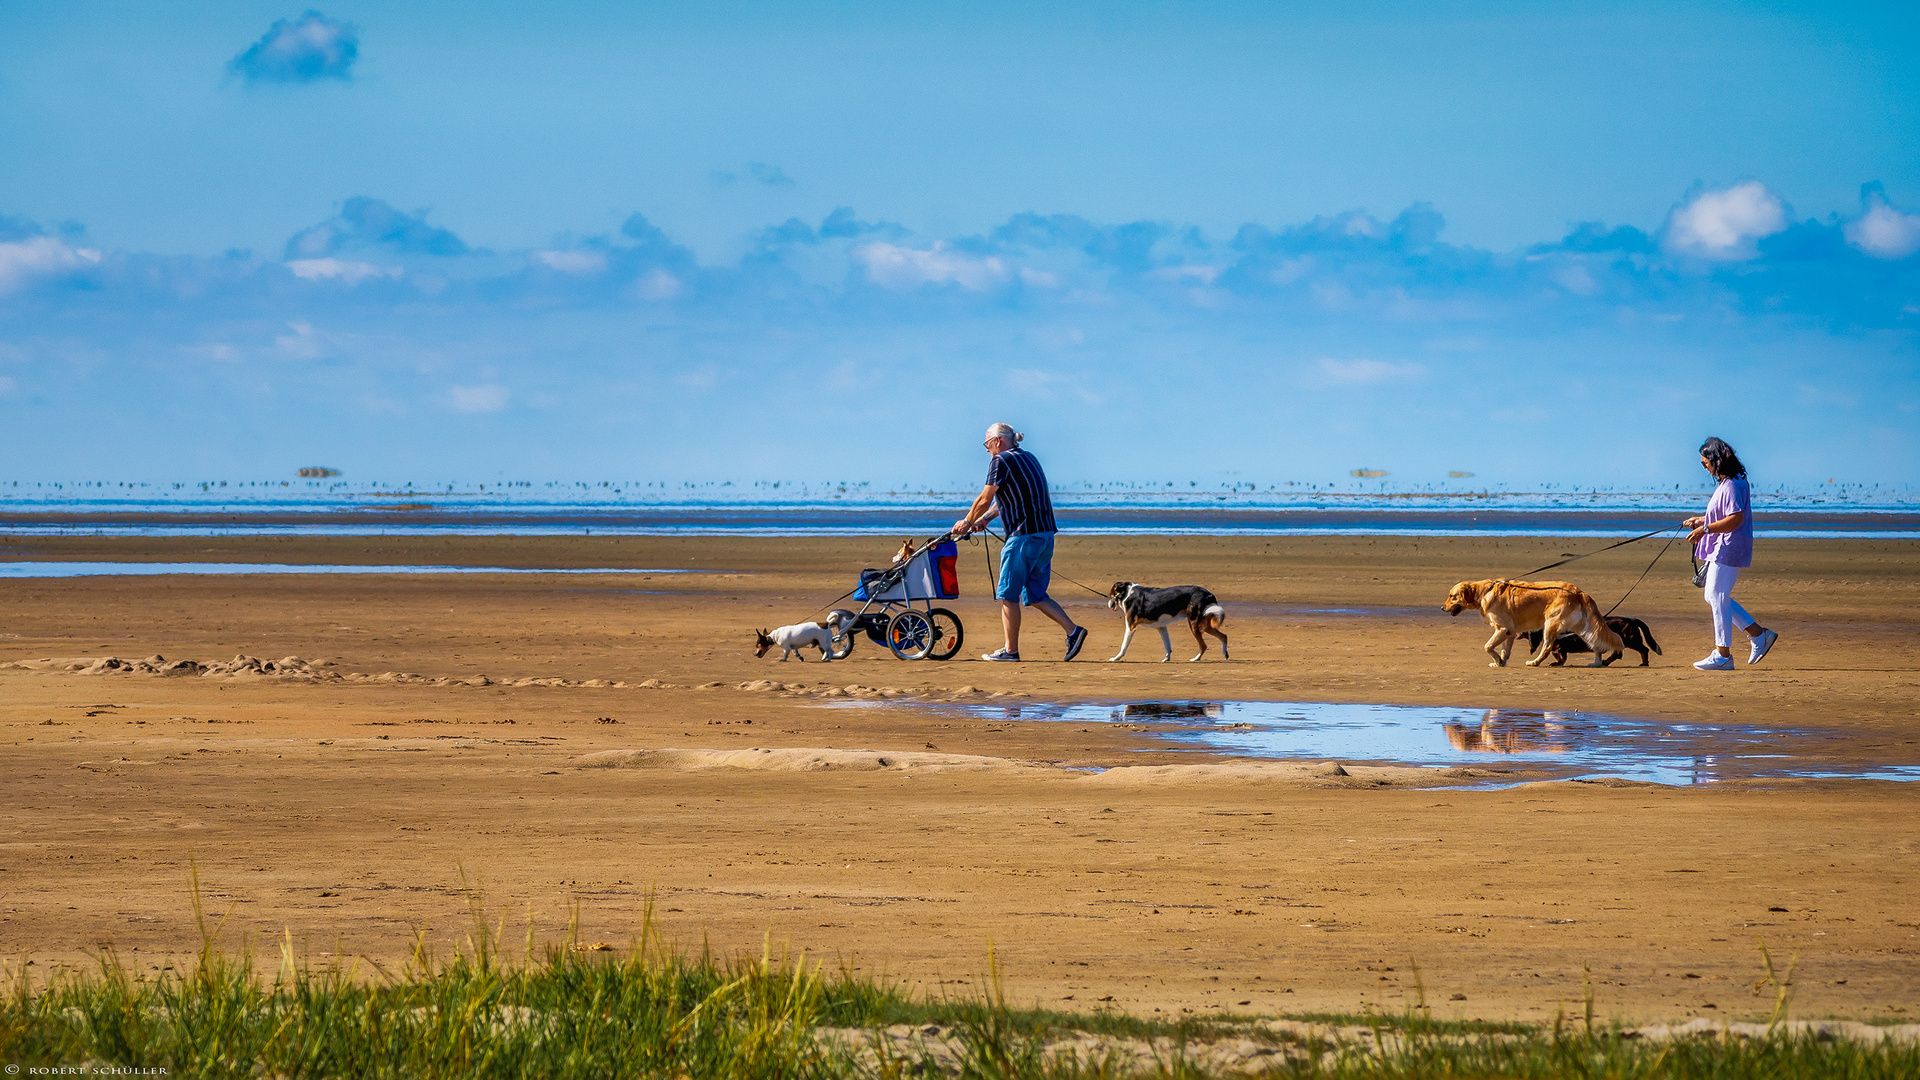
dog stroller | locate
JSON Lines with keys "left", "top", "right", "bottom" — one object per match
{"left": 826, "top": 535, "right": 965, "bottom": 660}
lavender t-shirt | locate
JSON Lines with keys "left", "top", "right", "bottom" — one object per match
{"left": 1697, "top": 477, "right": 1753, "bottom": 568}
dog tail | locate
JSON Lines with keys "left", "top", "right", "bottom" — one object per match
{"left": 1585, "top": 596, "right": 1625, "bottom": 656}
{"left": 1641, "top": 620, "right": 1662, "bottom": 656}
{"left": 1201, "top": 602, "right": 1226, "bottom": 625}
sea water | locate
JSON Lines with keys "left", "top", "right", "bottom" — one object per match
{"left": 1, "top": 482, "right": 1916, "bottom": 538}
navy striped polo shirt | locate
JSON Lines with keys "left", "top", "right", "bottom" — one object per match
{"left": 986, "top": 447, "right": 1057, "bottom": 536}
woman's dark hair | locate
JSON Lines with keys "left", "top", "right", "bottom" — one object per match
{"left": 1699, "top": 437, "right": 1747, "bottom": 480}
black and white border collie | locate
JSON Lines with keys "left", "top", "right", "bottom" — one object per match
{"left": 1106, "top": 582, "right": 1229, "bottom": 662}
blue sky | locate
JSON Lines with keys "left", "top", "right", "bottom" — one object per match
{"left": 1, "top": 1, "right": 1916, "bottom": 489}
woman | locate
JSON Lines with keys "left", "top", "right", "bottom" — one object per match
{"left": 1683, "top": 437, "right": 1778, "bottom": 670}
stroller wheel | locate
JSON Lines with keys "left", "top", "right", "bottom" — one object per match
{"left": 926, "top": 607, "right": 965, "bottom": 661}
{"left": 826, "top": 633, "right": 856, "bottom": 661}
{"left": 825, "top": 610, "right": 858, "bottom": 660}
{"left": 886, "top": 610, "right": 936, "bottom": 660}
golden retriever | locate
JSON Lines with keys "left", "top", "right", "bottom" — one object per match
{"left": 1442, "top": 578, "right": 1626, "bottom": 668}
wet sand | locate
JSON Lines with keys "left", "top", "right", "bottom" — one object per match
{"left": 2, "top": 534, "right": 1916, "bottom": 1023}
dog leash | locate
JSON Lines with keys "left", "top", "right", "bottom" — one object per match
{"left": 1493, "top": 526, "right": 1681, "bottom": 619}
{"left": 796, "top": 585, "right": 864, "bottom": 626}
{"left": 978, "top": 525, "right": 1110, "bottom": 600}
{"left": 1603, "top": 531, "right": 1680, "bottom": 618}
{"left": 970, "top": 529, "right": 997, "bottom": 596}
{"left": 1519, "top": 526, "right": 1673, "bottom": 577}
{"left": 796, "top": 530, "right": 962, "bottom": 625}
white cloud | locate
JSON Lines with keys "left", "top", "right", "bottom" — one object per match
{"left": 1794, "top": 383, "right": 1859, "bottom": 408}
{"left": 1310, "top": 281, "right": 1355, "bottom": 310}
{"left": 1018, "top": 268, "right": 1060, "bottom": 288}
{"left": 1422, "top": 335, "right": 1488, "bottom": 354}
{"left": 0, "top": 237, "right": 101, "bottom": 295}
{"left": 1342, "top": 214, "right": 1384, "bottom": 238}
{"left": 182, "top": 343, "right": 241, "bottom": 362}
{"left": 1149, "top": 264, "right": 1221, "bottom": 284}
{"left": 1550, "top": 263, "right": 1599, "bottom": 296}
{"left": 1845, "top": 192, "right": 1920, "bottom": 260}
{"left": 633, "top": 269, "right": 683, "bottom": 301}
{"left": 229, "top": 11, "right": 358, "bottom": 83}
{"left": 1033, "top": 326, "right": 1086, "bottom": 349}
{"left": 358, "top": 393, "right": 408, "bottom": 417}
{"left": 855, "top": 242, "right": 1006, "bottom": 291}
{"left": 450, "top": 384, "right": 510, "bottom": 413}
{"left": 532, "top": 250, "right": 608, "bottom": 274}
{"left": 1315, "top": 357, "right": 1424, "bottom": 385}
{"left": 1664, "top": 181, "right": 1787, "bottom": 260}
{"left": 287, "top": 258, "right": 402, "bottom": 284}
{"left": 274, "top": 321, "right": 328, "bottom": 359}
{"left": 1005, "top": 367, "right": 1099, "bottom": 403}
{"left": 1271, "top": 256, "right": 1315, "bottom": 285}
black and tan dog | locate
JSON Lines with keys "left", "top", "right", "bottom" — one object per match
{"left": 1106, "top": 582, "right": 1229, "bottom": 661}
{"left": 1521, "top": 616, "right": 1662, "bottom": 667}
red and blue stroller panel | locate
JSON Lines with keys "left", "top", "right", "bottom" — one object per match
{"left": 852, "top": 539, "right": 959, "bottom": 602}
{"left": 831, "top": 537, "right": 965, "bottom": 660}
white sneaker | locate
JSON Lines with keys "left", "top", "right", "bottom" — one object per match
{"left": 1693, "top": 654, "right": 1733, "bottom": 671}
{"left": 1748, "top": 629, "right": 1778, "bottom": 666}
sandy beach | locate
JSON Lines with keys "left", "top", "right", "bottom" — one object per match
{"left": 2, "top": 533, "right": 1916, "bottom": 1024}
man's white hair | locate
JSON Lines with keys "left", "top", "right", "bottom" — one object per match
{"left": 984, "top": 422, "right": 1023, "bottom": 445}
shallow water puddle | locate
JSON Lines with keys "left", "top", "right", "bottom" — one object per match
{"left": 0, "top": 562, "right": 698, "bottom": 578}
{"left": 920, "top": 700, "right": 1920, "bottom": 785}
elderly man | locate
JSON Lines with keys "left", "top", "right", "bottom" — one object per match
{"left": 952, "top": 423, "right": 1088, "bottom": 662}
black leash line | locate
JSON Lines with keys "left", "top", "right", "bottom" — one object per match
{"left": 975, "top": 529, "right": 997, "bottom": 597}
{"left": 1520, "top": 526, "right": 1673, "bottom": 577}
{"left": 1603, "top": 531, "right": 1680, "bottom": 618}
{"left": 796, "top": 585, "right": 863, "bottom": 626}
{"left": 979, "top": 525, "right": 1110, "bottom": 600}
{"left": 798, "top": 530, "right": 959, "bottom": 625}
{"left": 1493, "top": 525, "right": 1682, "bottom": 619}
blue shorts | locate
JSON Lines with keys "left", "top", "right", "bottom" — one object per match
{"left": 997, "top": 532, "right": 1054, "bottom": 605}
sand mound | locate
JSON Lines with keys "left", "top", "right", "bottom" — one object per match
{"left": 5, "top": 657, "right": 990, "bottom": 700}
{"left": 1079, "top": 760, "right": 1453, "bottom": 787}
{"left": 573, "top": 751, "right": 1484, "bottom": 788}
{"left": 574, "top": 747, "right": 1043, "bottom": 774}
{"left": 823, "top": 1023, "right": 1295, "bottom": 1074}
{"left": 1625, "top": 1018, "right": 1920, "bottom": 1045}
{"left": 2, "top": 654, "right": 681, "bottom": 689}
{"left": 6, "top": 654, "right": 328, "bottom": 678}
{"left": 825, "top": 1015, "right": 1920, "bottom": 1071}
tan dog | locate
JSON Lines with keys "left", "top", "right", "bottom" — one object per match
{"left": 1442, "top": 579, "right": 1626, "bottom": 668}
{"left": 891, "top": 539, "right": 918, "bottom": 565}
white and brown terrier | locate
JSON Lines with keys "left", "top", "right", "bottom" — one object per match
{"left": 754, "top": 622, "right": 833, "bottom": 661}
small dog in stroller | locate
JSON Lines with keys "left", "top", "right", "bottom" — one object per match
{"left": 754, "top": 613, "right": 852, "bottom": 662}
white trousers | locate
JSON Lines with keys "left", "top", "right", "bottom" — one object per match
{"left": 1703, "top": 561, "right": 1755, "bottom": 648}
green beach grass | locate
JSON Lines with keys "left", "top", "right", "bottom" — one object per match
{"left": 4, "top": 893, "right": 1916, "bottom": 1078}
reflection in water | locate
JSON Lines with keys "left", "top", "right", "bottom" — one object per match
{"left": 993, "top": 702, "right": 1224, "bottom": 723}
{"left": 843, "top": 698, "right": 1920, "bottom": 786}
{"left": 1119, "top": 702, "right": 1224, "bottom": 721}
{"left": 1444, "top": 710, "right": 1582, "bottom": 755}
{"left": 1438, "top": 713, "right": 1736, "bottom": 783}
